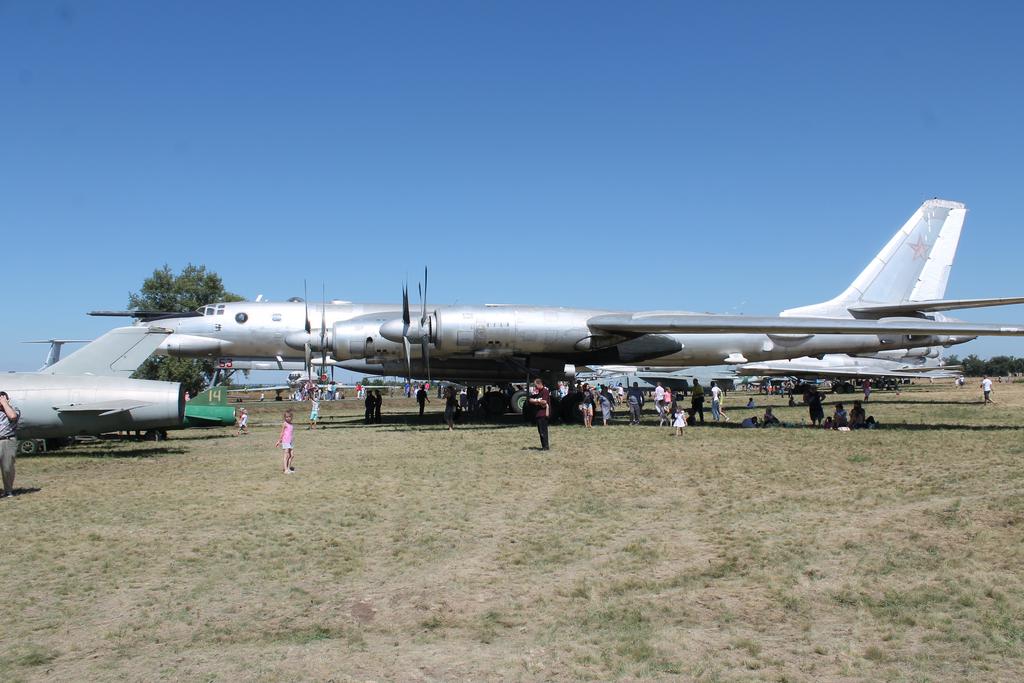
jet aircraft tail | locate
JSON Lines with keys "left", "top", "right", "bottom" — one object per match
{"left": 44, "top": 326, "right": 172, "bottom": 377}
{"left": 23, "top": 339, "right": 91, "bottom": 370}
{"left": 782, "top": 199, "right": 966, "bottom": 318}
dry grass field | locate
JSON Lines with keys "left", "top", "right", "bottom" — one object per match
{"left": 2, "top": 381, "right": 1023, "bottom": 682}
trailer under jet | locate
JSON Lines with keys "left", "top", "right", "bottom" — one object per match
{"left": 98, "top": 200, "right": 1024, "bottom": 400}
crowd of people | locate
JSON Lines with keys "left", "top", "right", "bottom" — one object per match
{"left": 252, "top": 374, "right": 988, "bottom": 474}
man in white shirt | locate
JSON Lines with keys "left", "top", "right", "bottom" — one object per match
{"left": 653, "top": 382, "right": 666, "bottom": 422}
{"left": 981, "top": 376, "right": 994, "bottom": 404}
{"left": 710, "top": 381, "right": 723, "bottom": 421}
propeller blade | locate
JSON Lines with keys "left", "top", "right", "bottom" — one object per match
{"left": 403, "top": 337, "right": 412, "bottom": 382}
{"left": 304, "top": 342, "right": 312, "bottom": 380}
{"left": 402, "top": 283, "right": 411, "bottom": 327}
{"left": 421, "top": 267, "right": 428, "bottom": 325}
{"left": 304, "top": 280, "right": 311, "bottom": 334}
{"left": 421, "top": 338, "right": 430, "bottom": 382}
{"left": 320, "top": 284, "right": 328, "bottom": 371}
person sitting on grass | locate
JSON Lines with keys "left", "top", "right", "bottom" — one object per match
{"left": 740, "top": 415, "right": 759, "bottom": 428}
{"left": 849, "top": 401, "right": 867, "bottom": 429}
{"left": 822, "top": 416, "right": 834, "bottom": 430}
{"left": 833, "top": 403, "right": 849, "bottom": 429}
{"left": 762, "top": 406, "right": 781, "bottom": 427}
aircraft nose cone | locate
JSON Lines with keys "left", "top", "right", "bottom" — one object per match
{"left": 379, "top": 318, "right": 406, "bottom": 343}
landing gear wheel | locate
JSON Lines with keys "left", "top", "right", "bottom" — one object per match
{"left": 17, "top": 439, "right": 39, "bottom": 455}
{"left": 510, "top": 390, "right": 529, "bottom": 414}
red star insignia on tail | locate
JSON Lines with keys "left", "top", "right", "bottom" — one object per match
{"left": 908, "top": 235, "right": 929, "bottom": 260}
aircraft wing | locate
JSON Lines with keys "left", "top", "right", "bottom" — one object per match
{"left": 54, "top": 399, "right": 154, "bottom": 416}
{"left": 847, "top": 296, "right": 1024, "bottom": 317}
{"left": 587, "top": 313, "right": 1024, "bottom": 337}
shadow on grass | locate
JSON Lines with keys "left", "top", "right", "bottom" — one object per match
{"left": 316, "top": 414, "right": 531, "bottom": 430}
{"left": 37, "top": 446, "right": 188, "bottom": 459}
{"left": 878, "top": 423, "right": 1024, "bottom": 431}
{"left": 3, "top": 487, "right": 42, "bottom": 498}
{"left": 163, "top": 431, "right": 235, "bottom": 442}
{"left": 824, "top": 398, "right": 987, "bottom": 406}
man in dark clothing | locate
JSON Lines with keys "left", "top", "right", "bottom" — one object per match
{"left": 416, "top": 386, "right": 429, "bottom": 416}
{"left": 691, "top": 379, "right": 705, "bottom": 424}
{"left": 373, "top": 389, "right": 383, "bottom": 423}
{"left": 626, "top": 382, "right": 644, "bottom": 425}
{"left": 527, "top": 378, "right": 550, "bottom": 450}
{"left": 467, "top": 386, "right": 479, "bottom": 413}
{"left": 364, "top": 391, "right": 375, "bottom": 424}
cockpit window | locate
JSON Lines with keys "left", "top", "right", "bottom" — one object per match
{"left": 216, "top": 304, "right": 225, "bottom": 315}
{"left": 204, "top": 306, "right": 214, "bottom": 316}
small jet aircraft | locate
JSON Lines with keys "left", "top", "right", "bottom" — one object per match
{"left": 737, "top": 347, "right": 962, "bottom": 382}
{"left": 94, "top": 199, "right": 1024, "bottom": 412}
{"left": 22, "top": 338, "right": 90, "bottom": 370}
{"left": 2, "top": 327, "right": 186, "bottom": 451}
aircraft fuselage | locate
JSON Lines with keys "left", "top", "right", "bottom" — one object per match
{"left": 153, "top": 300, "right": 955, "bottom": 382}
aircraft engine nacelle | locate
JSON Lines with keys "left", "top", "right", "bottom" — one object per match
{"left": 899, "top": 346, "right": 941, "bottom": 359}
{"left": 161, "top": 334, "right": 230, "bottom": 358}
{"left": 331, "top": 313, "right": 404, "bottom": 361}
{"left": 432, "top": 306, "right": 593, "bottom": 357}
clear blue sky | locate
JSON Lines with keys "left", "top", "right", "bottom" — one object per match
{"left": 2, "top": 1, "right": 1023, "bottom": 371}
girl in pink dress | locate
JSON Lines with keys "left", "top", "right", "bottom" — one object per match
{"left": 275, "top": 410, "right": 295, "bottom": 473}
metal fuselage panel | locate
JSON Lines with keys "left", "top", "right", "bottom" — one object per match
{"left": 1, "top": 374, "right": 185, "bottom": 438}
{"left": 157, "top": 302, "right": 400, "bottom": 359}
{"left": 156, "top": 301, "right": 946, "bottom": 375}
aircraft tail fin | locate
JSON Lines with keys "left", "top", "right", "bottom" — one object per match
{"left": 23, "top": 339, "right": 90, "bottom": 370}
{"left": 782, "top": 199, "right": 967, "bottom": 317}
{"left": 44, "top": 326, "right": 172, "bottom": 377}
{"left": 187, "top": 386, "right": 229, "bottom": 406}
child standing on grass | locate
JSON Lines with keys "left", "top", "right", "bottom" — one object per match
{"left": 673, "top": 407, "right": 687, "bottom": 436}
{"left": 308, "top": 394, "right": 320, "bottom": 429}
{"left": 275, "top": 410, "right": 295, "bottom": 474}
{"left": 236, "top": 408, "right": 249, "bottom": 436}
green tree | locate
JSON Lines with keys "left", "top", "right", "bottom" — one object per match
{"left": 129, "top": 264, "right": 243, "bottom": 395}
{"left": 961, "top": 354, "right": 986, "bottom": 377}
{"left": 987, "top": 355, "right": 1015, "bottom": 376}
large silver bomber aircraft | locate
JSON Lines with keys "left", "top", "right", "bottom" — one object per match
{"left": 134, "top": 200, "right": 1024, "bottom": 410}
